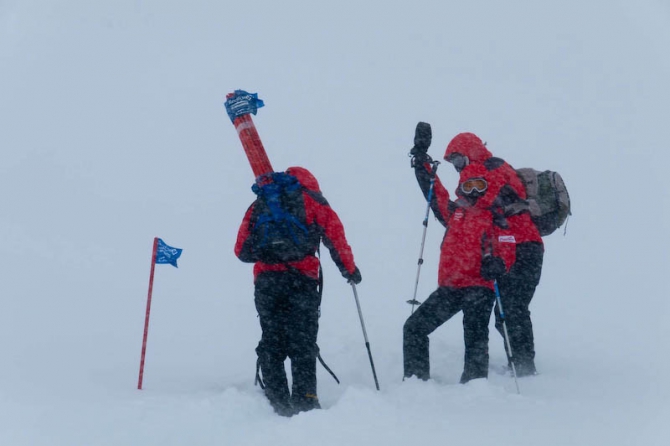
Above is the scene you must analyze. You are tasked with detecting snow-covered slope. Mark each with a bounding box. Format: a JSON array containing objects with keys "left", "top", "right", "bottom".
[{"left": 1, "top": 1, "right": 669, "bottom": 445}]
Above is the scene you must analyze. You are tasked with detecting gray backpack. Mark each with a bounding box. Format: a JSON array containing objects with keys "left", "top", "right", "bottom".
[{"left": 506, "top": 168, "right": 571, "bottom": 236}]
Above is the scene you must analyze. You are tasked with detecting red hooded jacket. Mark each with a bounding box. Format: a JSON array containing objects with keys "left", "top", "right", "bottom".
[
  {"left": 414, "top": 162, "right": 503, "bottom": 290},
  {"left": 235, "top": 167, "right": 357, "bottom": 282},
  {"left": 445, "top": 133, "right": 543, "bottom": 249}
]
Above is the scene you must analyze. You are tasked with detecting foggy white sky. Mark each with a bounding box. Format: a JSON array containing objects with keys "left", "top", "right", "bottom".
[{"left": 0, "top": 1, "right": 669, "bottom": 445}]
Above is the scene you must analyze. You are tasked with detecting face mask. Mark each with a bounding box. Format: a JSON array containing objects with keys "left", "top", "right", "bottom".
[{"left": 448, "top": 154, "right": 469, "bottom": 172}]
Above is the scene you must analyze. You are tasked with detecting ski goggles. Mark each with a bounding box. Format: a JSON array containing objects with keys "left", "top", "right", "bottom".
[
  {"left": 446, "top": 153, "right": 469, "bottom": 172},
  {"left": 460, "top": 177, "right": 488, "bottom": 194}
]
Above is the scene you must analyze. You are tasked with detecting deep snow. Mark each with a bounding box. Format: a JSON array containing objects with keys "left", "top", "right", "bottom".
[{"left": 1, "top": 1, "right": 669, "bottom": 445}]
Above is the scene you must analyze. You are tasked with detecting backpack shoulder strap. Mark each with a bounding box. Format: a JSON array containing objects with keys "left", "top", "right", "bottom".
[
  {"left": 484, "top": 157, "right": 505, "bottom": 171},
  {"left": 304, "top": 189, "right": 329, "bottom": 206}
]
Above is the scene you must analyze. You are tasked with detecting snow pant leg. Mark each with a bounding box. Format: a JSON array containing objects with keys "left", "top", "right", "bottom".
[
  {"left": 494, "top": 242, "right": 544, "bottom": 375},
  {"left": 254, "top": 272, "right": 292, "bottom": 415},
  {"left": 285, "top": 275, "right": 321, "bottom": 412},
  {"left": 403, "top": 287, "right": 462, "bottom": 380},
  {"left": 460, "top": 287, "right": 496, "bottom": 383}
]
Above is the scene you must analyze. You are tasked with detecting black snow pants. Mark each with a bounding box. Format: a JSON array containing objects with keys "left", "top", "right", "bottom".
[
  {"left": 254, "top": 271, "right": 321, "bottom": 416},
  {"left": 403, "top": 286, "right": 495, "bottom": 383},
  {"left": 494, "top": 242, "right": 544, "bottom": 376}
]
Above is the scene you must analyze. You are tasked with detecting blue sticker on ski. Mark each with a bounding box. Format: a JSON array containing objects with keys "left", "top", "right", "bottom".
[{"left": 224, "top": 90, "right": 265, "bottom": 123}]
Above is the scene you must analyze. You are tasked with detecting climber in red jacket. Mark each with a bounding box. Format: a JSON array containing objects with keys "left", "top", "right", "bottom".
[
  {"left": 235, "top": 166, "right": 361, "bottom": 416},
  {"left": 404, "top": 124, "right": 510, "bottom": 383},
  {"left": 444, "top": 132, "right": 544, "bottom": 376}
]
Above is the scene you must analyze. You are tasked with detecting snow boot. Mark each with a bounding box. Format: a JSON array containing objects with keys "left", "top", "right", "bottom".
[{"left": 291, "top": 393, "right": 321, "bottom": 414}]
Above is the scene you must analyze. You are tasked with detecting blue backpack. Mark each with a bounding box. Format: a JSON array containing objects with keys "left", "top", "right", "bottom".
[{"left": 250, "top": 172, "right": 315, "bottom": 263}]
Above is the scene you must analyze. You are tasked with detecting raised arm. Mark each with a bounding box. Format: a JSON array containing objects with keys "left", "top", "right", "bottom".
[{"left": 412, "top": 157, "right": 454, "bottom": 227}]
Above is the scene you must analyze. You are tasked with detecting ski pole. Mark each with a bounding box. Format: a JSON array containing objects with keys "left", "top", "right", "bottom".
[
  {"left": 407, "top": 160, "right": 440, "bottom": 314},
  {"left": 350, "top": 283, "right": 380, "bottom": 391},
  {"left": 494, "top": 279, "right": 520, "bottom": 394}
]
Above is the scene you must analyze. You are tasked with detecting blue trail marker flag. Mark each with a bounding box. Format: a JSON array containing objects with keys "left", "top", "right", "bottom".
[
  {"left": 155, "top": 238, "right": 183, "bottom": 267},
  {"left": 138, "top": 237, "right": 183, "bottom": 389}
]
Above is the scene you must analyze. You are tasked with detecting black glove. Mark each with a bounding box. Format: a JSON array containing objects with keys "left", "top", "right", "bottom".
[
  {"left": 344, "top": 266, "right": 362, "bottom": 285},
  {"left": 410, "top": 122, "right": 432, "bottom": 156},
  {"left": 481, "top": 256, "right": 506, "bottom": 281},
  {"left": 411, "top": 151, "right": 431, "bottom": 168}
]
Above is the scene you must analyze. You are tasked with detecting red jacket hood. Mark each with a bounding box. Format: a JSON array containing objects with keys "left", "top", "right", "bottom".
[
  {"left": 285, "top": 166, "right": 321, "bottom": 192},
  {"left": 444, "top": 132, "right": 492, "bottom": 163}
]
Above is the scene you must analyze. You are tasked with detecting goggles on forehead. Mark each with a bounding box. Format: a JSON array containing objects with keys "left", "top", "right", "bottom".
[
  {"left": 447, "top": 154, "right": 469, "bottom": 172},
  {"left": 461, "top": 177, "right": 488, "bottom": 194}
]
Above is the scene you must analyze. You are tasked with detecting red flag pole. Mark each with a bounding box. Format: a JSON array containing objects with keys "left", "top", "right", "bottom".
[{"left": 138, "top": 237, "right": 158, "bottom": 390}]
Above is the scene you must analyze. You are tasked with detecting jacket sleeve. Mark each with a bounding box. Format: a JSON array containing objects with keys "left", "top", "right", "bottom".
[
  {"left": 414, "top": 161, "right": 454, "bottom": 228},
  {"left": 305, "top": 191, "right": 357, "bottom": 276},
  {"left": 234, "top": 203, "right": 257, "bottom": 263}
]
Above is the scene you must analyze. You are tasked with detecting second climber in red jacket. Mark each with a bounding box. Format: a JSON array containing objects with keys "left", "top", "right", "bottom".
[{"left": 404, "top": 124, "right": 510, "bottom": 383}]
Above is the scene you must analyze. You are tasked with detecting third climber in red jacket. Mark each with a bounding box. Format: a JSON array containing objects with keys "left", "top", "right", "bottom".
[{"left": 444, "top": 132, "right": 544, "bottom": 377}]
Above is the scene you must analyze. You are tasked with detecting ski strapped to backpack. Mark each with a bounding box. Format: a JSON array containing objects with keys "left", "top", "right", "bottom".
[
  {"left": 224, "top": 90, "right": 274, "bottom": 178},
  {"left": 506, "top": 168, "right": 572, "bottom": 236},
  {"left": 249, "top": 171, "right": 318, "bottom": 263}
]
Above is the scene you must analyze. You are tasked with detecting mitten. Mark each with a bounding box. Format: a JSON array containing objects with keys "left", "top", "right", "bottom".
[
  {"left": 481, "top": 255, "right": 506, "bottom": 281},
  {"left": 410, "top": 122, "right": 432, "bottom": 155},
  {"left": 344, "top": 266, "right": 362, "bottom": 285}
]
